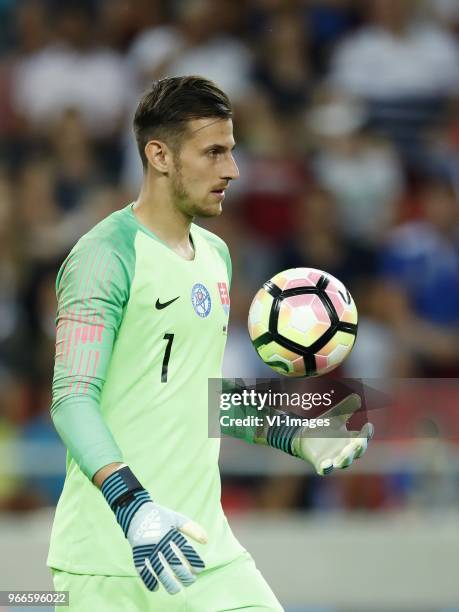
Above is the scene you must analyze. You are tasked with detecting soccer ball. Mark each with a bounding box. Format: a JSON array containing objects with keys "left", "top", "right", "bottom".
[{"left": 248, "top": 268, "right": 358, "bottom": 377}]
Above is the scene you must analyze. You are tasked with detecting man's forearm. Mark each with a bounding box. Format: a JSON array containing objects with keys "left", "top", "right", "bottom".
[{"left": 51, "top": 396, "right": 124, "bottom": 480}]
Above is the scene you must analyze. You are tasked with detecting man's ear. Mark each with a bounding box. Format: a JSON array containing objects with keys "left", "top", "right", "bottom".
[{"left": 144, "top": 140, "right": 174, "bottom": 174}]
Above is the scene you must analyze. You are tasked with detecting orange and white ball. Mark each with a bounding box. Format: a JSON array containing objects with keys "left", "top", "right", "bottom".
[{"left": 248, "top": 268, "right": 358, "bottom": 377}]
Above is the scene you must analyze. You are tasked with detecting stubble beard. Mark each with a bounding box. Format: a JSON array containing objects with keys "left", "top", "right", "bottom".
[
  {"left": 171, "top": 157, "right": 221, "bottom": 219},
  {"left": 170, "top": 157, "right": 188, "bottom": 205}
]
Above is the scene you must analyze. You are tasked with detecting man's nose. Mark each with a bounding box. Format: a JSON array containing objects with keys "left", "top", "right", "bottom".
[{"left": 223, "top": 155, "right": 240, "bottom": 181}]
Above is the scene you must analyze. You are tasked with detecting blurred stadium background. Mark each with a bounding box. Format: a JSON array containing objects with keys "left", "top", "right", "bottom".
[{"left": 1, "top": 0, "right": 459, "bottom": 610}]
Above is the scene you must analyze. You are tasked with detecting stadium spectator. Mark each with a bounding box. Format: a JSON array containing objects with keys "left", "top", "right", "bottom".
[
  {"left": 232, "top": 92, "right": 308, "bottom": 244},
  {"left": 11, "top": 3, "right": 129, "bottom": 138},
  {"left": 127, "top": 0, "right": 252, "bottom": 102},
  {"left": 329, "top": 0, "right": 459, "bottom": 99},
  {"left": 251, "top": 4, "right": 310, "bottom": 115},
  {"left": 328, "top": 0, "right": 459, "bottom": 168},
  {"left": 379, "top": 179, "right": 459, "bottom": 374},
  {"left": 308, "top": 92, "right": 404, "bottom": 244}
]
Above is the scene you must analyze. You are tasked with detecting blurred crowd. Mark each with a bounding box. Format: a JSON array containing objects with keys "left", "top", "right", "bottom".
[{"left": 0, "top": 0, "right": 459, "bottom": 512}]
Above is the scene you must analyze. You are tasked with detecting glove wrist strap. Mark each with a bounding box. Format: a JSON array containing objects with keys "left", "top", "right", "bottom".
[
  {"left": 101, "top": 466, "right": 143, "bottom": 507},
  {"left": 266, "top": 422, "right": 301, "bottom": 457},
  {"left": 101, "top": 466, "right": 151, "bottom": 536}
]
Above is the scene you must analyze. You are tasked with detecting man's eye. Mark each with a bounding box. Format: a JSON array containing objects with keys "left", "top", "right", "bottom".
[{"left": 207, "top": 149, "right": 220, "bottom": 157}]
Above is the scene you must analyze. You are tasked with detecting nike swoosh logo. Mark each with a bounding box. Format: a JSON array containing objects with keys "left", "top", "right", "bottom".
[{"left": 155, "top": 296, "right": 180, "bottom": 310}]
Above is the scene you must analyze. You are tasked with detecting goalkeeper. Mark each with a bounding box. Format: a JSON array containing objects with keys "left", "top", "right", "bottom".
[{"left": 47, "top": 76, "right": 373, "bottom": 611}]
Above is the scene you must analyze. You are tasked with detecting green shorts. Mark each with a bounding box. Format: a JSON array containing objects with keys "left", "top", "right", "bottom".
[{"left": 51, "top": 553, "right": 284, "bottom": 612}]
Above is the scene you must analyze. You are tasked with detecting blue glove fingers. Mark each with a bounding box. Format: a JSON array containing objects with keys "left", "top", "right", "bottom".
[
  {"left": 133, "top": 531, "right": 201, "bottom": 594},
  {"left": 133, "top": 545, "right": 159, "bottom": 591},
  {"left": 133, "top": 544, "right": 154, "bottom": 569},
  {"left": 173, "top": 532, "right": 205, "bottom": 573},
  {"left": 166, "top": 544, "right": 197, "bottom": 587},
  {"left": 135, "top": 545, "right": 182, "bottom": 595},
  {"left": 138, "top": 561, "right": 159, "bottom": 592},
  {"left": 155, "top": 552, "right": 181, "bottom": 595}
]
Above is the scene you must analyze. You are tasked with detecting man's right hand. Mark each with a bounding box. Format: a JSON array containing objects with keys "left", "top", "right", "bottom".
[{"left": 101, "top": 466, "right": 207, "bottom": 594}]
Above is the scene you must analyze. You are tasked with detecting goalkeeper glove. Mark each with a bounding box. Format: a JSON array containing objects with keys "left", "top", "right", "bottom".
[
  {"left": 268, "top": 393, "right": 374, "bottom": 476},
  {"left": 101, "top": 465, "right": 207, "bottom": 594}
]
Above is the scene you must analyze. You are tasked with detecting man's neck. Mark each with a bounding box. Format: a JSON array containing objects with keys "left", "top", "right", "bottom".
[{"left": 133, "top": 183, "right": 195, "bottom": 260}]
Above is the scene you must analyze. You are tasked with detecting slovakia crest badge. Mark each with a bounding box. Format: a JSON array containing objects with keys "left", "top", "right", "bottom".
[{"left": 191, "top": 283, "right": 212, "bottom": 318}]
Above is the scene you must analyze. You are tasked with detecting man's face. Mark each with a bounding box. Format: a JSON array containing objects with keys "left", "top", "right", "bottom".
[{"left": 169, "top": 118, "right": 239, "bottom": 218}]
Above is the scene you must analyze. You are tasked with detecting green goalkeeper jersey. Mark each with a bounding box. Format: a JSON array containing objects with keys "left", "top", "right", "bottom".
[{"left": 47, "top": 203, "right": 245, "bottom": 575}]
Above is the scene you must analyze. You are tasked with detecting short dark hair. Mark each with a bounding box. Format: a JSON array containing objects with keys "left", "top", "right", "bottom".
[{"left": 133, "top": 76, "right": 233, "bottom": 168}]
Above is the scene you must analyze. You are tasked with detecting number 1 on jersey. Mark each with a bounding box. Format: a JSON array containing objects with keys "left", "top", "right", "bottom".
[{"left": 161, "top": 333, "right": 174, "bottom": 382}]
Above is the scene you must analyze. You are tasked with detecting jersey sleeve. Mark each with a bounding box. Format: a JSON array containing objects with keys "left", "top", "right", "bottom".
[{"left": 51, "top": 239, "right": 131, "bottom": 480}]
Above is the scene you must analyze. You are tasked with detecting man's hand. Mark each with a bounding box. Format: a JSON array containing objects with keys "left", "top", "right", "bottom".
[
  {"left": 292, "top": 393, "right": 374, "bottom": 476},
  {"left": 101, "top": 466, "right": 207, "bottom": 594}
]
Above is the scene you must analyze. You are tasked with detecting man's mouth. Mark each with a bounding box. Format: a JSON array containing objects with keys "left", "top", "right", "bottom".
[{"left": 210, "top": 186, "right": 227, "bottom": 200}]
